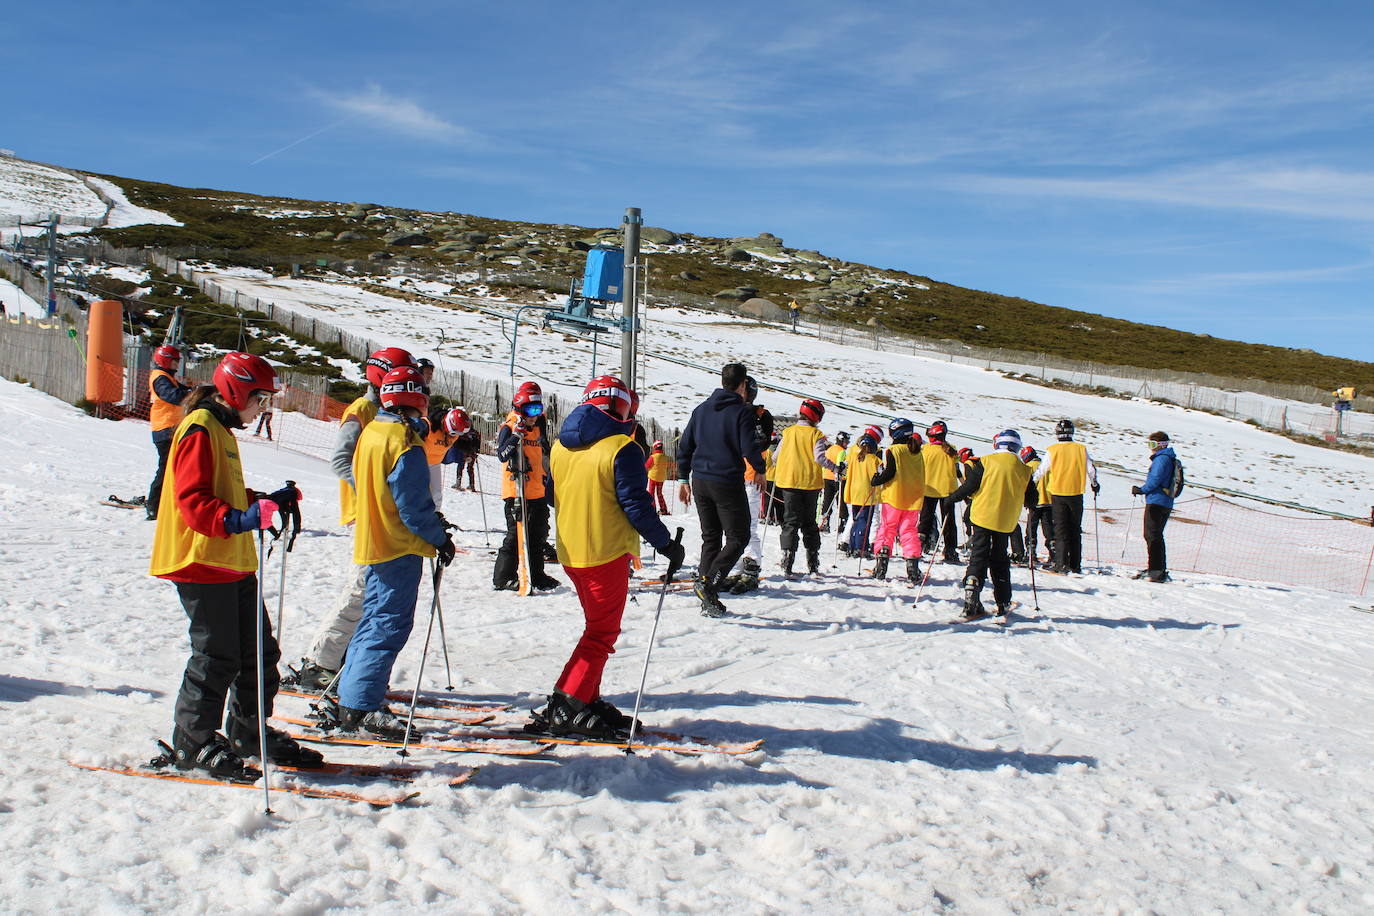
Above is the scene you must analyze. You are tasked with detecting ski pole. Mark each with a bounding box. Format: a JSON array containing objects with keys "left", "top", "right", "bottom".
[
  {"left": 913, "top": 522, "right": 942, "bottom": 605},
  {"left": 273, "top": 480, "right": 300, "bottom": 641},
  {"left": 1121, "top": 496, "right": 1137, "bottom": 559},
  {"left": 856, "top": 487, "right": 879, "bottom": 576},
  {"left": 431, "top": 558, "right": 455, "bottom": 690},
  {"left": 1028, "top": 542, "right": 1041, "bottom": 613},
  {"left": 1092, "top": 489, "right": 1102, "bottom": 573},
  {"left": 475, "top": 458, "right": 491, "bottom": 548},
  {"left": 254, "top": 528, "right": 273, "bottom": 815},
  {"left": 400, "top": 563, "right": 444, "bottom": 758},
  {"left": 626, "top": 528, "right": 683, "bottom": 755}
]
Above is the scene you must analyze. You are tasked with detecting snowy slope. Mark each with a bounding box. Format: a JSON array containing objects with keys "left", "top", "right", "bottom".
[
  {"left": 0, "top": 157, "right": 105, "bottom": 222},
  {"left": 84, "top": 176, "right": 182, "bottom": 228},
  {"left": 1, "top": 377, "right": 1372, "bottom": 913},
  {"left": 194, "top": 266, "right": 1373, "bottom": 518},
  {"left": 0, "top": 277, "right": 46, "bottom": 318}
]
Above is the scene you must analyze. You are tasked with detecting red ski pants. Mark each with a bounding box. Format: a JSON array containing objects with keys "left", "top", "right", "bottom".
[
  {"left": 555, "top": 555, "right": 632, "bottom": 703},
  {"left": 648, "top": 479, "right": 668, "bottom": 514}
]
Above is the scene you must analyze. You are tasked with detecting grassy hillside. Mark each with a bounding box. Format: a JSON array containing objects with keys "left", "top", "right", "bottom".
[{"left": 92, "top": 174, "right": 1374, "bottom": 396}]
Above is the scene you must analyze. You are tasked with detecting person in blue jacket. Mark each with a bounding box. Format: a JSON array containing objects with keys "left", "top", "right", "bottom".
[
  {"left": 675, "top": 362, "right": 766, "bottom": 618},
  {"left": 1131, "top": 431, "right": 1177, "bottom": 583}
]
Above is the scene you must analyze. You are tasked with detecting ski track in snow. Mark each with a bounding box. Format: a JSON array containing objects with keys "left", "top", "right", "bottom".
[{"left": 1, "top": 377, "right": 1372, "bottom": 913}]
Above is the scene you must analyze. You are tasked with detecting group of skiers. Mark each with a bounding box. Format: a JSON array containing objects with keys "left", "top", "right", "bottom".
[{"left": 145, "top": 348, "right": 1178, "bottom": 779}]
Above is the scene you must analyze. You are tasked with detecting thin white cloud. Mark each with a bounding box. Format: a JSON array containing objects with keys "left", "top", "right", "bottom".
[{"left": 313, "top": 84, "right": 472, "bottom": 143}]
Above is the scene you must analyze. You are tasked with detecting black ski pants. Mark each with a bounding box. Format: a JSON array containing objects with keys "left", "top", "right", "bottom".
[
  {"left": 964, "top": 524, "right": 1013, "bottom": 606},
  {"left": 918, "top": 495, "right": 959, "bottom": 559},
  {"left": 820, "top": 479, "right": 848, "bottom": 527},
  {"left": 1143, "top": 504, "right": 1171, "bottom": 572},
  {"left": 692, "top": 475, "right": 752, "bottom": 585},
  {"left": 494, "top": 496, "right": 549, "bottom": 587},
  {"left": 1051, "top": 494, "right": 1085, "bottom": 573},
  {"left": 147, "top": 437, "right": 172, "bottom": 516},
  {"left": 173, "top": 575, "right": 280, "bottom": 748},
  {"left": 1009, "top": 521, "right": 1025, "bottom": 559},
  {"left": 1026, "top": 505, "right": 1053, "bottom": 557},
  {"left": 778, "top": 487, "right": 822, "bottom": 553}
]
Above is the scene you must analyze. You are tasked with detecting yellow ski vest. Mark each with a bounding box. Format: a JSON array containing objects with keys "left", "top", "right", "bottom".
[
  {"left": 338, "top": 396, "right": 379, "bottom": 525},
  {"left": 844, "top": 452, "right": 880, "bottom": 505},
  {"left": 550, "top": 433, "right": 640, "bottom": 568},
  {"left": 969, "top": 451, "right": 1034, "bottom": 534},
  {"left": 921, "top": 443, "right": 959, "bottom": 497},
  {"left": 773, "top": 424, "right": 825, "bottom": 491},
  {"left": 823, "top": 444, "right": 844, "bottom": 481},
  {"left": 1047, "top": 442, "right": 1088, "bottom": 497},
  {"left": 1026, "top": 459, "right": 1050, "bottom": 506},
  {"left": 150, "top": 408, "right": 256, "bottom": 578},
  {"left": 881, "top": 446, "right": 926, "bottom": 511},
  {"left": 647, "top": 453, "right": 671, "bottom": 482},
  {"left": 352, "top": 419, "right": 437, "bottom": 565}
]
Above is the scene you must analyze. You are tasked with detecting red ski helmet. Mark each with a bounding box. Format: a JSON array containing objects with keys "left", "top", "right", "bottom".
[
  {"left": 909, "top": 432, "right": 924, "bottom": 448},
  {"left": 958, "top": 447, "right": 975, "bottom": 463},
  {"left": 653, "top": 440, "right": 664, "bottom": 452},
  {"left": 443, "top": 407, "right": 471, "bottom": 436},
  {"left": 212, "top": 352, "right": 278, "bottom": 411},
  {"left": 365, "top": 347, "right": 415, "bottom": 388},
  {"left": 153, "top": 345, "right": 181, "bottom": 372},
  {"left": 581, "top": 375, "right": 636, "bottom": 422},
  {"left": 379, "top": 366, "right": 429, "bottom": 413},
  {"left": 514, "top": 380, "right": 544, "bottom": 417},
  {"left": 1019, "top": 445, "right": 1039, "bottom": 463},
  {"left": 799, "top": 398, "right": 825, "bottom": 424},
  {"left": 927, "top": 420, "right": 948, "bottom": 442},
  {"left": 863, "top": 425, "right": 884, "bottom": 444}
]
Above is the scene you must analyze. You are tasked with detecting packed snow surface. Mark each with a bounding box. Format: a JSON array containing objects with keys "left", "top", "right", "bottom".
[
  {"left": 84, "top": 176, "right": 181, "bottom": 228},
  {"left": 1, "top": 376, "right": 1371, "bottom": 913},
  {"left": 0, "top": 278, "right": 46, "bottom": 318},
  {"left": 0, "top": 157, "right": 105, "bottom": 222}
]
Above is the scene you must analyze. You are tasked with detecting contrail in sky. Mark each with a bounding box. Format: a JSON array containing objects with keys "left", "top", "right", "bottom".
[{"left": 250, "top": 116, "right": 353, "bottom": 165}]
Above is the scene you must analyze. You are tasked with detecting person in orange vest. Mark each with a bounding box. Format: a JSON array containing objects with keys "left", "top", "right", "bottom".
[
  {"left": 150, "top": 352, "right": 321, "bottom": 777},
  {"left": 869, "top": 419, "right": 925, "bottom": 583},
  {"left": 819, "top": 431, "right": 850, "bottom": 533},
  {"left": 918, "top": 420, "right": 962, "bottom": 563},
  {"left": 948, "top": 430, "right": 1034, "bottom": 622},
  {"left": 494, "top": 381, "right": 558, "bottom": 591},
  {"left": 145, "top": 345, "right": 192, "bottom": 521},
  {"left": 291, "top": 346, "right": 414, "bottom": 692},
  {"left": 645, "top": 441, "right": 672, "bottom": 515},
  {"left": 1032, "top": 419, "right": 1099, "bottom": 574},
  {"left": 772, "top": 398, "right": 840, "bottom": 576},
  {"left": 420, "top": 405, "right": 460, "bottom": 510},
  {"left": 527, "top": 375, "right": 684, "bottom": 738},
  {"left": 322, "top": 365, "right": 457, "bottom": 740},
  {"left": 843, "top": 426, "right": 883, "bottom": 557}
]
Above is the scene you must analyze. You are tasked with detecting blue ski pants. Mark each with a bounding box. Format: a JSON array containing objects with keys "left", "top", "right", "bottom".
[{"left": 336, "top": 554, "right": 424, "bottom": 711}]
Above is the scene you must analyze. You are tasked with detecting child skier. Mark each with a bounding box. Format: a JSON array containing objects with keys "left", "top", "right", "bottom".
[
  {"left": 146, "top": 345, "right": 192, "bottom": 520},
  {"left": 528, "top": 375, "right": 685, "bottom": 739},
  {"left": 869, "top": 419, "right": 925, "bottom": 583},
  {"left": 948, "top": 430, "right": 1034, "bottom": 623},
  {"left": 150, "top": 352, "right": 320, "bottom": 777},
  {"left": 494, "top": 381, "right": 558, "bottom": 592},
  {"left": 919, "top": 420, "right": 962, "bottom": 563},
  {"left": 326, "top": 365, "right": 456, "bottom": 739},
  {"left": 445, "top": 407, "right": 481, "bottom": 491},
  {"left": 771, "top": 398, "right": 840, "bottom": 576},
  {"left": 820, "top": 431, "right": 850, "bottom": 533},
  {"left": 646, "top": 441, "right": 672, "bottom": 515},
  {"left": 843, "top": 427, "right": 883, "bottom": 558}
]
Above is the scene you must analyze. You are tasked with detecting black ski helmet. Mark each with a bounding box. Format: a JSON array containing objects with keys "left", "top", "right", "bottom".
[
  {"left": 835, "top": 431, "right": 851, "bottom": 446},
  {"left": 1056, "top": 419, "right": 1075, "bottom": 441}
]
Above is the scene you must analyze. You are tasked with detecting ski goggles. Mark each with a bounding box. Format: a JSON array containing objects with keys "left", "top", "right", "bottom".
[{"left": 519, "top": 402, "right": 544, "bottom": 418}]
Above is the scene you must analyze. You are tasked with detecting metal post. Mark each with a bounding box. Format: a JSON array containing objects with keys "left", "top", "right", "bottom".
[
  {"left": 45, "top": 215, "right": 57, "bottom": 317},
  {"left": 621, "top": 207, "right": 641, "bottom": 388}
]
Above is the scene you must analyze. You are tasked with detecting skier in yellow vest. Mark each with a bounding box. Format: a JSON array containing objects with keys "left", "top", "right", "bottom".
[
  {"left": 291, "top": 346, "right": 414, "bottom": 692},
  {"left": 771, "top": 398, "right": 840, "bottom": 576},
  {"left": 842, "top": 426, "right": 883, "bottom": 557},
  {"left": 145, "top": 345, "right": 192, "bottom": 521},
  {"left": 150, "top": 352, "right": 320, "bottom": 777},
  {"left": 869, "top": 419, "right": 925, "bottom": 583},
  {"left": 819, "top": 431, "right": 850, "bottom": 533},
  {"left": 948, "top": 430, "right": 1034, "bottom": 622},
  {"left": 1032, "top": 419, "right": 1099, "bottom": 574},
  {"left": 918, "top": 420, "right": 962, "bottom": 563},
  {"left": 645, "top": 441, "right": 672, "bottom": 515},
  {"left": 527, "top": 375, "right": 684, "bottom": 738},
  {"left": 323, "top": 365, "right": 456, "bottom": 740},
  {"left": 1020, "top": 445, "right": 1054, "bottom": 564}
]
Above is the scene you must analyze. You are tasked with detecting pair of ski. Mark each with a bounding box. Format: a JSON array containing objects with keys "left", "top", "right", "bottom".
[
  {"left": 100, "top": 494, "right": 145, "bottom": 510},
  {"left": 946, "top": 602, "right": 1022, "bottom": 627},
  {"left": 69, "top": 743, "right": 478, "bottom": 808}
]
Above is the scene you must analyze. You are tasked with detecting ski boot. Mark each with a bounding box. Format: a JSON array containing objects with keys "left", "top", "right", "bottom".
[
  {"left": 285, "top": 659, "right": 338, "bottom": 693},
  {"left": 532, "top": 572, "right": 561, "bottom": 591},
  {"left": 995, "top": 602, "right": 1015, "bottom": 624},
  {"left": 227, "top": 720, "right": 325, "bottom": 768},
  {"left": 958, "top": 576, "right": 988, "bottom": 620},
  {"left": 589, "top": 697, "right": 633, "bottom": 731},
  {"left": 806, "top": 549, "right": 821, "bottom": 576},
  {"left": 1146, "top": 569, "right": 1171, "bottom": 583},
  {"left": 530, "top": 692, "right": 626, "bottom": 740},
  {"left": 871, "top": 549, "right": 890, "bottom": 580},
  {"left": 170, "top": 728, "right": 258, "bottom": 781},
  {"left": 694, "top": 575, "right": 728, "bottom": 618},
  {"left": 325, "top": 701, "right": 411, "bottom": 742},
  {"left": 905, "top": 557, "right": 922, "bottom": 585},
  {"left": 729, "top": 557, "right": 761, "bottom": 594},
  {"left": 780, "top": 549, "right": 796, "bottom": 577},
  {"left": 1009, "top": 551, "right": 1027, "bottom": 565}
]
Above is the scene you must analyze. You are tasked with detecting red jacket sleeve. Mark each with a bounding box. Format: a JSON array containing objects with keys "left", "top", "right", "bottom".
[{"left": 173, "top": 427, "right": 232, "bottom": 538}]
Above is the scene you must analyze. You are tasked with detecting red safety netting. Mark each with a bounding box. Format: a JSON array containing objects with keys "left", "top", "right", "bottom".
[{"left": 1088, "top": 495, "right": 1374, "bottom": 597}]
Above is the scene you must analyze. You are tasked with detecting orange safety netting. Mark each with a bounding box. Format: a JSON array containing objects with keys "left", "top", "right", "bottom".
[{"left": 1087, "top": 495, "right": 1374, "bottom": 597}]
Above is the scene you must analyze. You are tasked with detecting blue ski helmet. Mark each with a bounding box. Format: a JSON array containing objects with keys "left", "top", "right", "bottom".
[
  {"left": 994, "top": 429, "right": 1022, "bottom": 452},
  {"left": 888, "top": 417, "right": 915, "bottom": 441}
]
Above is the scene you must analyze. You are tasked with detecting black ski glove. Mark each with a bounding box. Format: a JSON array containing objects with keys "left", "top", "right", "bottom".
[
  {"left": 660, "top": 541, "right": 686, "bottom": 581},
  {"left": 437, "top": 535, "right": 457, "bottom": 567},
  {"left": 1131, "top": 486, "right": 1143, "bottom": 496},
  {"left": 1091, "top": 481, "right": 1101, "bottom": 496},
  {"left": 268, "top": 484, "right": 301, "bottom": 511}
]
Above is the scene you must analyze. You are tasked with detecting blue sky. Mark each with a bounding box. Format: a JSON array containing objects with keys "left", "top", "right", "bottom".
[{"left": 8, "top": 1, "right": 1373, "bottom": 362}]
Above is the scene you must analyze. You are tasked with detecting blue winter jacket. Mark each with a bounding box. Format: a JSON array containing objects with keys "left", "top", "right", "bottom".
[
  {"left": 377, "top": 412, "right": 449, "bottom": 548},
  {"left": 675, "top": 388, "right": 766, "bottom": 484},
  {"left": 1139, "top": 446, "right": 1177, "bottom": 509},
  {"left": 552, "top": 404, "right": 672, "bottom": 552}
]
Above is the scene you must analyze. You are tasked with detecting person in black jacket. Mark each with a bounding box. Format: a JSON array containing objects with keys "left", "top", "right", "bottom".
[{"left": 676, "top": 363, "right": 766, "bottom": 618}]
